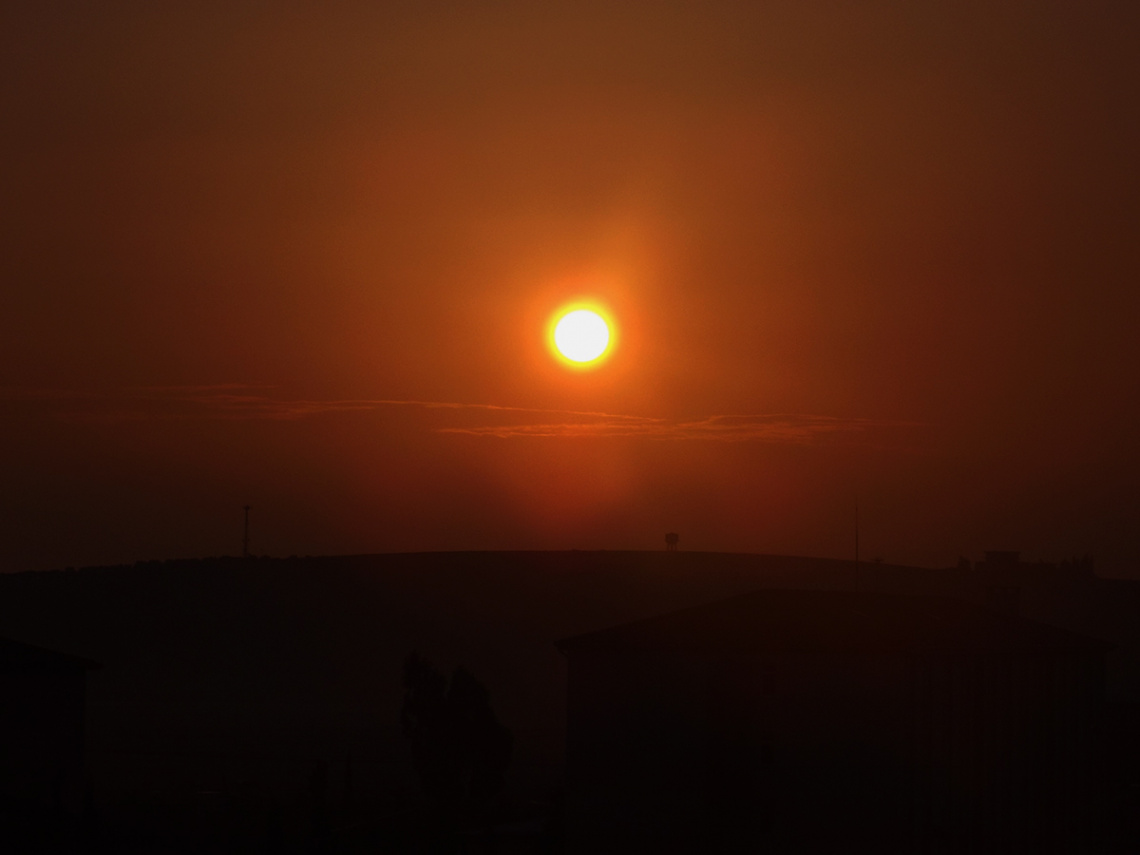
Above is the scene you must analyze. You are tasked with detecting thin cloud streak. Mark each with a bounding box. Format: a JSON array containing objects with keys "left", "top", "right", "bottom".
[
  {"left": 439, "top": 413, "right": 919, "bottom": 443},
  {"left": 0, "top": 386, "right": 661, "bottom": 425},
  {"left": 0, "top": 386, "right": 919, "bottom": 444}
]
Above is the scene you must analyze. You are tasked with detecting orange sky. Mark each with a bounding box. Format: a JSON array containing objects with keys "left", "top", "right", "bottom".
[{"left": 2, "top": 1, "right": 1138, "bottom": 573}]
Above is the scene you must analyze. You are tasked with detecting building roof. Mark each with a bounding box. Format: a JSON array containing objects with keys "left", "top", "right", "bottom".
[
  {"left": 556, "top": 589, "right": 1110, "bottom": 658},
  {"left": 0, "top": 636, "right": 100, "bottom": 672}
]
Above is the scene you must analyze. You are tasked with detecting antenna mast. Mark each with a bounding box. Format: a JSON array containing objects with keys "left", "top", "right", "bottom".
[{"left": 242, "top": 505, "right": 251, "bottom": 558}]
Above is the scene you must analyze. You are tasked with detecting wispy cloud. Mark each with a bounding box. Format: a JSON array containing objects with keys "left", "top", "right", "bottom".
[
  {"left": 439, "top": 413, "right": 916, "bottom": 443},
  {"left": 0, "top": 386, "right": 920, "bottom": 445},
  {"left": 0, "top": 385, "right": 658, "bottom": 425}
]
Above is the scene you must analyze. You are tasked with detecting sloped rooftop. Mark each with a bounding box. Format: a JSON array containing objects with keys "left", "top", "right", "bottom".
[
  {"left": 0, "top": 636, "right": 99, "bottom": 672},
  {"left": 557, "top": 589, "right": 1109, "bottom": 657}
]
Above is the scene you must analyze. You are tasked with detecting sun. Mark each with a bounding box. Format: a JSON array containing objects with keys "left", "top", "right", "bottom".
[{"left": 552, "top": 308, "right": 611, "bottom": 365}]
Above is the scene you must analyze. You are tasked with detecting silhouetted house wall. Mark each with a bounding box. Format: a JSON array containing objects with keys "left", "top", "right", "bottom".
[
  {"left": 0, "top": 637, "right": 98, "bottom": 813},
  {"left": 557, "top": 591, "right": 1107, "bottom": 855}
]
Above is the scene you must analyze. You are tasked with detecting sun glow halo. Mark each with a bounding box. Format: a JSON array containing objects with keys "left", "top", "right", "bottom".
[{"left": 552, "top": 309, "right": 611, "bottom": 365}]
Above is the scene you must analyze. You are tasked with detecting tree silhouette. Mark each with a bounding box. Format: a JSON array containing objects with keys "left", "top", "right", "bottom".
[{"left": 401, "top": 652, "right": 513, "bottom": 822}]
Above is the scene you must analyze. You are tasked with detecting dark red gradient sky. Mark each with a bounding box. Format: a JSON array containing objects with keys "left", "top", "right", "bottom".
[{"left": 2, "top": 1, "right": 1138, "bottom": 573}]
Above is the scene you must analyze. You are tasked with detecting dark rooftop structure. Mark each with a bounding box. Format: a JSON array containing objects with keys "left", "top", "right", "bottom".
[
  {"left": 558, "top": 590, "right": 1108, "bottom": 854},
  {"left": 557, "top": 589, "right": 1108, "bottom": 658},
  {"left": 0, "top": 636, "right": 100, "bottom": 674}
]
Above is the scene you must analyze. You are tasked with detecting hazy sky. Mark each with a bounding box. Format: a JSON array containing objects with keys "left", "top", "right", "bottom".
[{"left": 2, "top": 1, "right": 1138, "bottom": 573}]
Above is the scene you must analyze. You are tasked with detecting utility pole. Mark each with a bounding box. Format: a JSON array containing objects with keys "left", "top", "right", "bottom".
[
  {"left": 242, "top": 505, "right": 251, "bottom": 558},
  {"left": 854, "top": 499, "right": 860, "bottom": 591}
]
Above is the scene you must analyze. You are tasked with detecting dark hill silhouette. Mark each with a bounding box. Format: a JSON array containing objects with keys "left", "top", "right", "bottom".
[{"left": 1, "top": 550, "right": 1138, "bottom": 823}]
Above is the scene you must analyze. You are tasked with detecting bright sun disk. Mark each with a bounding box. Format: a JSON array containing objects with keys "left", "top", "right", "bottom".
[{"left": 554, "top": 309, "right": 610, "bottom": 363}]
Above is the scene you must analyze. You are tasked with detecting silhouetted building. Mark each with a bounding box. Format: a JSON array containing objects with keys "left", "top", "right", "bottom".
[
  {"left": 0, "top": 637, "right": 98, "bottom": 813},
  {"left": 557, "top": 590, "right": 1107, "bottom": 854}
]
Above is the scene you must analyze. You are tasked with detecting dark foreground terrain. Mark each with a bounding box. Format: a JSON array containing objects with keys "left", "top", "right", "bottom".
[{"left": 1, "top": 550, "right": 1138, "bottom": 851}]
